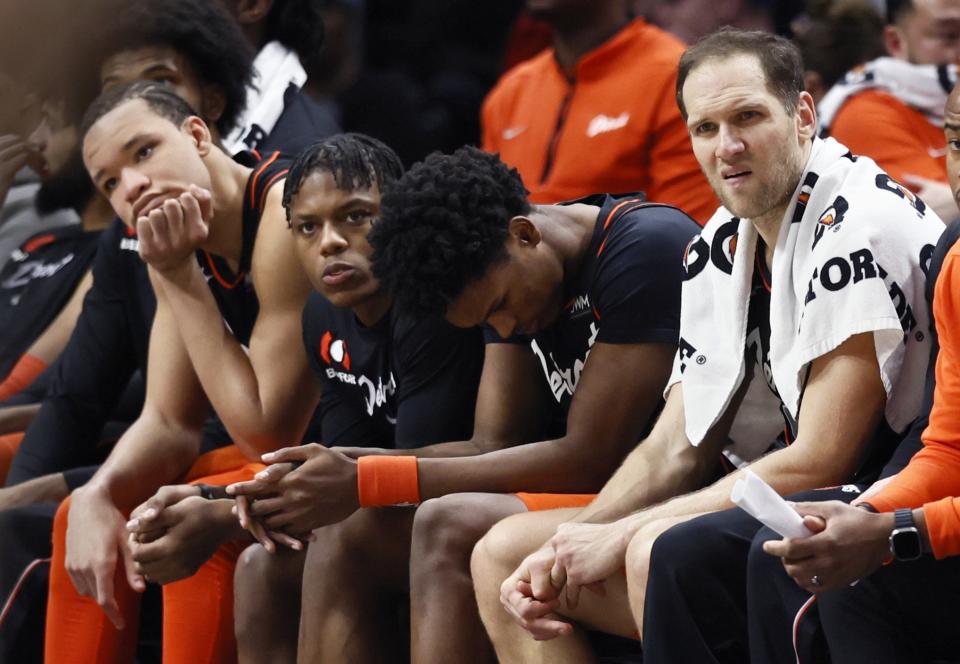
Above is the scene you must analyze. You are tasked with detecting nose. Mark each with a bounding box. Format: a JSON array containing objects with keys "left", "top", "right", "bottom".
[
  {"left": 121, "top": 167, "right": 150, "bottom": 207},
  {"left": 318, "top": 221, "right": 349, "bottom": 256},
  {"left": 716, "top": 124, "right": 745, "bottom": 161}
]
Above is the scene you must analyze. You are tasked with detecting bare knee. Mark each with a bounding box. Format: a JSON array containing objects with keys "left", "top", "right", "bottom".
[
  {"left": 413, "top": 494, "right": 520, "bottom": 573},
  {"left": 235, "top": 545, "right": 303, "bottom": 620}
]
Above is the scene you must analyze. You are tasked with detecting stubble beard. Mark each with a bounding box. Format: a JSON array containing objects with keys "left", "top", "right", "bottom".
[{"left": 715, "top": 149, "right": 804, "bottom": 223}]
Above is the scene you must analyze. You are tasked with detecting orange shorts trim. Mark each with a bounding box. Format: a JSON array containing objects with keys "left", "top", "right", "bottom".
[
  {"left": 184, "top": 445, "right": 263, "bottom": 482},
  {"left": 514, "top": 492, "right": 596, "bottom": 511}
]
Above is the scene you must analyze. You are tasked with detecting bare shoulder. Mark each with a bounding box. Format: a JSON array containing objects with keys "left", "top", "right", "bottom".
[{"left": 250, "top": 183, "right": 312, "bottom": 306}]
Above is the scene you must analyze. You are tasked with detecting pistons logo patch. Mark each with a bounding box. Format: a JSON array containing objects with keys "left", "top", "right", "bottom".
[{"left": 319, "top": 331, "right": 352, "bottom": 370}]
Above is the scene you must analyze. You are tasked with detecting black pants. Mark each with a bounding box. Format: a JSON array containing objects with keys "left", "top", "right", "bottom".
[
  {"left": 819, "top": 554, "right": 960, "bottom": 664},
  {"left": 0, "top": 502, "right": 56, "bottom": 663},
  {"left": 642, "top": 487, "right": 857, "bottom": 664}
]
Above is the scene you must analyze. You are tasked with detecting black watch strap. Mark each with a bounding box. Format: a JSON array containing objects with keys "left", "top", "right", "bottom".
[
  {"left": 196, "top": 484, "right": 228, "bottom": 500},
  {"left": 894, "top": 508, "right": 914, "bottom": 530}
]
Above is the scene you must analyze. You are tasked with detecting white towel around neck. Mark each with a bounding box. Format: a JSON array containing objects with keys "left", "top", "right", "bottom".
[
  {"left": 818, "top": 57, "right": 957, "bottom": 136},
  {"left": 222, "top": 41, "right": 308, "bottom": 155},
  {"left": 669, "top": 137, "right": 943, "bottom": 460}
]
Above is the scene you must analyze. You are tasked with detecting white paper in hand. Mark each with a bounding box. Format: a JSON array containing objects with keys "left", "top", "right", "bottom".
[{"left": 730, "top": 470, "right": 813, "bottom": 539}]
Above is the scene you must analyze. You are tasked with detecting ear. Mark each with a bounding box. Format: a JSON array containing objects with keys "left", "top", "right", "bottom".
[
  {"left": 795, "top": 91, "right": 818, "bottom": 142},
  {"left": 182, "top": 116, "right": 214, "bottom": 156},
  {"left": 507, "top": 216, "right": 542, "bottom": 248},
  {"left": 234, "top": 0, "right": 274, "bottom": 25},
  {"left": 884, "top": 24, "right": 907, "bottom": 59},
  {"left": 199, "top": 87, "right": 226, "bottom": 131}
]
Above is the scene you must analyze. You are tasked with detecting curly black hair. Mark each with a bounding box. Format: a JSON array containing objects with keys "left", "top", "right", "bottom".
[
  {"left": 264, "top": 0, "right": 326, "bottom": 66},
  {"left": 369, "top": 146, "right": 531, "bottom": 318},
  {"left": 86, "top": 0, "right": 254, "bottom": 137},
  {"left": 283, "top": 133, "right": 404, "bottom": 223}
]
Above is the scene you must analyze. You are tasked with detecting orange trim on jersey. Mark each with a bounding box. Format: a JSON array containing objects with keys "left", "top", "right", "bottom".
[
  {"left": 251, "top": 148, "right": 262, "bottom": 161},
  {"left": 592, "top": 304, "right": 601, "bottom": 320},
  {"left": 202, "top": 251, "right": 245, "bottom": 290},
  {"left": 596, "top": 236, "right": 609, "bottom": 257},
  {"left": 23, "top": 234, "right": 56, "bottom": 253},
  {"left": 258, "top": 169, "right": 288, "bottom": 215},
  {"left": 249, "top": 152, "right": 281, "bottom": 208},
  {"left": 602, "top": 198, "right": 644, "bottom": 231}
]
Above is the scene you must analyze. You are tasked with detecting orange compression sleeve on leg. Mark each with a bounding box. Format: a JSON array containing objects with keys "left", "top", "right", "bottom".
[
  {"left": 357, "top": 455, "right": 420, "bottom": 507},
  {"left": 45, "top": 496, "right": 140, "bottom": 664},
  {"left": 162, "top": 463, "right": 259, "bottom": 664},
  {"left": 0, "top": 354, "right": 47, "bottom": 400}
]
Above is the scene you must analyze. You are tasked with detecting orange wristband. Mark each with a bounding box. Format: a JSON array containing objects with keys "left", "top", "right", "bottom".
[
  {"left": 0, "top": 354, "right": 47, "bottom": 400},
  {"left": 357, "top": 455, "right": 421, "bottom": 507}
]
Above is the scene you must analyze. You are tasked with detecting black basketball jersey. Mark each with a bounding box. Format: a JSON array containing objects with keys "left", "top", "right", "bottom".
[
  {"left": 302, "top": 292, "right": 484, "bottom": 449},
  {"left": 0, "top": 225, "right": 101, "bottom": 378}
]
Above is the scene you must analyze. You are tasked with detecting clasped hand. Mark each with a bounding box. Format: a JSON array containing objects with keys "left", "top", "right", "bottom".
[
  {"left": 136, "top": 185, "right": 212, "bottom": 275},
  {"left": 500, "top": 520, "right": 628, "bottom": 640},
  {"left": 226, "top": 443, "right": 359, "bottom": 552}
]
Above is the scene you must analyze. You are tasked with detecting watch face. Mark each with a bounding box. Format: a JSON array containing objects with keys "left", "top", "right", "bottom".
[{"left": 891, "top": 528, "right": 923, "bottom": 561}]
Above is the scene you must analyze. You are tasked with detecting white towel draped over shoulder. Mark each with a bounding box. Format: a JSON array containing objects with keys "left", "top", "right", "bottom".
[
  {"left": 669, "top": 137, "right": 943, "bottom": 459},
  {"left": 818, "top": 57, "right": 957, "bottom": 135},
  {"left": 222, "top": 41, "right": 308, "bottom": 155}
]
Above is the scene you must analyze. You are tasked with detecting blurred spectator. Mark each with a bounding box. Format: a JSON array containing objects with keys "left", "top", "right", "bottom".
[
  {"left": 336, "top": 0, "right": 525, "bottom": 164},
  {"left": 819, "top": 0, "right": 960, "bottom": 222},
  {"left": 218, "top": 0, "right": 342, "bottom": 153},
  {"left": 0, "top": 75, "right": 84, "bottom": 273},
  {"left": 481, "top": 0, "right": 718, "bottom": 222},
  {"left": 634, "top": 0, "right": 774, "bottom": 41},
  {"left": 794, "top": 0, "right": 886, "bottom": 103}
]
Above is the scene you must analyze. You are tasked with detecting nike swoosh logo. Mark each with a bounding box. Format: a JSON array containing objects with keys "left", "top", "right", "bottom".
[
  {"left": 502, "top": 126, "right": 526, "bottom": 140},
  {"left": 928, "top": 146, "right": 948, "bottom": 158}
]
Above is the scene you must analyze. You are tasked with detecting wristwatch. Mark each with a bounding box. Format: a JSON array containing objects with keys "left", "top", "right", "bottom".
[{"left": 889, "top": 508, "right": 923, "bottom": 562}]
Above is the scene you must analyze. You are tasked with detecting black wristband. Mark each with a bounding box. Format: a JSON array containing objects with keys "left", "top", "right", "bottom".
[{"left": 196, "top": 484, "right": 228, "bottom": 500}]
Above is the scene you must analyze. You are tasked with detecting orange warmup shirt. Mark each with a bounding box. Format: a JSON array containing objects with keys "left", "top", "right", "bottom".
[
  {"left": 829, "top": 90, "right": 947, "bottom": 185},
  {"left": 868, "top": 243, "right": 960, "bottom": 558},
  {"left": 481, "top": 18, "right": 717, "bottom": 224}
]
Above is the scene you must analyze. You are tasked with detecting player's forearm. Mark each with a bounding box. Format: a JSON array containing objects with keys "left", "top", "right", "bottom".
[
  {"left": 82, "top": 413, "right": 201, "bottom": 509},
  {"left": 417, "top": 435, "right": 618, "bottom": 499},
  {"left": 637, "top": 444, "right": 845, "bottom": 528},
  {"left": 406, "top": 435, "right": 512, "bottom": 459},
  {"left": 0, "top": 403, "right": 40, "bottom": 435},
  {"left": 572, "top": 432, "right": 712, "bottom": 524},
  {"left": 154, "top": 267, "right": 302, "bottom": 453},
  {"left": 0, "top": 472, "right": 69, "bottom": 507}
]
